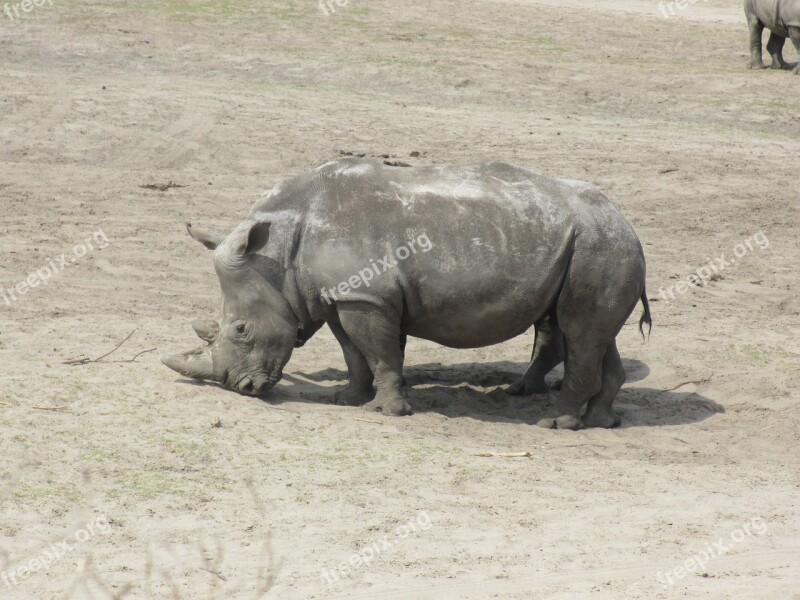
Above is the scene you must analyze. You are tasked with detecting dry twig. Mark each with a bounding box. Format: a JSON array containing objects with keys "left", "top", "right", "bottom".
[
  {"left": 474, "top": 451, "right": 532, "bottom": 458},
  {"left": 663, "top": 378, "right": 710, "bottom": 392},
  {"left": 63, "top": 329, "right": 142, "bottom": 365}
]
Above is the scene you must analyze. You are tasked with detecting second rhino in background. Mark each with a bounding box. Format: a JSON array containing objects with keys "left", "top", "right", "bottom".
[{"left": 745, "top": 0, "right": 800, "bottom": 72}]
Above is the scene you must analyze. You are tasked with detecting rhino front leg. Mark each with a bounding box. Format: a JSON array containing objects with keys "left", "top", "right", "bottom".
[
  {"left": 337, "top": 302, "right": 411, "bottom": 416},
  {"left": 328, "top": 318, "right": 375, "bottom": 406},
  {"left": 790, "top": 27, "right": 800, "bottom": 74},
  {"left": 766, "top": 32, "right": 788, "bottom": 69},
  {"left": 747, "top": 16, "right": 766, "bottom": 68}
]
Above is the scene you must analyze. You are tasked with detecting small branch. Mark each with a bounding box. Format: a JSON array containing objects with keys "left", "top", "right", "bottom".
[
  {"left": 663, "top": 378, "right": 710, "bottom": 393},
  {"left": 63, "top": 329, "right": 138, "bottom": 365},
  {"left": 33, "top": 406, "right": 71, "bottom": 413},
  {"left": 475, "top": 451, "right": 532, "bottom": 458},
  {"left": 199, "top": 567, "right": 227, "bottom": 581},
  {"left": 139, "top": 181, "right": 187, "bottom": 191},
  {"left": 354, "top": 417, "right": 382, "bottom": 425},
  {"left": 92, "top": 329, "right": 137, "bottom": 362},
  {"left": 110, "top": 347, "right": 156, "bottom": 363},
  {"left": 262, "top": 403, "right": 295, "bottom": 413}
]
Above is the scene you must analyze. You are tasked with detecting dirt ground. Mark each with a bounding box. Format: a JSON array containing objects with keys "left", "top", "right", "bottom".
[{"left": 1, "top": 0, "right": 799, "bottom": 598}]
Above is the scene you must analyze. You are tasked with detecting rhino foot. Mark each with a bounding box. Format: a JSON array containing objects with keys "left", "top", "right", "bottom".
[
  {"left": 506, "top": 377, "right": 549, "bottom": 396},
  {"left": 333, "top": 385, "right": 374, "bottom": 407},
  {"left": 583, "top": 408, "right": 621, "bottom": 429},
  {"left": 749, "top": 61, "right": 767, "bottom": 69},
  {"left": 535, "top": 414, "right": 584, "bottom": 430},
  {"left": 363, "top": 395, "right": 412, "bottom": 416},
  {"left": 794, "top": 64, "right": 800, "bottom": 74}
]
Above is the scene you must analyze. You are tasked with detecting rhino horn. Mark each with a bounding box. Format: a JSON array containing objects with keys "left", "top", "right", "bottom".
[
  {"left": 192, "top": 318, "right": 219, "bottom": 344},
  {"left": 161, "top": 349, "right": 217, "bottom": 381}
]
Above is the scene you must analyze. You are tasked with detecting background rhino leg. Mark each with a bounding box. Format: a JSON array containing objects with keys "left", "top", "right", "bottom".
[
  {"left": 582, "top": 341, "right": 625, "bottom": 429},
  {"left": 747, "top": 15, "right": 766, "bottom": 68},
  {"left": 789, "top": 28, "right": 800, "bottom": 74},
  {"left": 337, "top": 303, "right": 411, "bottom": 416},
  {"left": 507, "top": 311, "right": 564, "bottom": 396},
  {"left": 328, "top": 318, "right": 375, "bottom": 406},
  {"left": 766, "top": 32, "right": 787, "bottom": 69}
]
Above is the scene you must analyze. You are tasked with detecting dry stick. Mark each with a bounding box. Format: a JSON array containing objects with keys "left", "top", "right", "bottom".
[
  {"left": 63, "top": 329, "right": 137, "bottom": 365},
  {"left": 475, "top": 451, "right": 532, "bottom": 458},
  {"left": 33, "top": 405, "right": 71, "bottom": 412},
  {"left": 354, "top": 417, "right": 382, "bottom": 424},
  {"left": 110, "top": 347, "right": 157, "bottom": 363},
  {"left": 199, "top": 567, "right": 228, "bottom": 582},
  {"left": 0, "top": 401, "right": 11, "bottom": 407},
  {"left": 663, "top": 378, "right": 710, "bottom": 393},
  {"left": 263, "top": 404, "right": 296, "bottom": 413}
]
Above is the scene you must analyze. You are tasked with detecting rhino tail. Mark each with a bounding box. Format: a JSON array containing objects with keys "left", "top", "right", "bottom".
[{"left": 638, "top": 288, "right": 652, "bottom": 340}]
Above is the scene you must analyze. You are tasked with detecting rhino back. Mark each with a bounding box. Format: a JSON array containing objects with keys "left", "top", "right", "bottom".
[
  {"left": 783, "top": 0, "right": 800, "bottom": 27},
  {"left": 746, "top": 0, "right": 800, "bottom": 31},
  {"left": 250, "top": 159, "right": 641, "bottom": 347}
]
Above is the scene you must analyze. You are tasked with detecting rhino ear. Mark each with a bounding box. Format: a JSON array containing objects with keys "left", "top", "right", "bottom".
[
  {"left": 186, "top": 223, "right": 225, "bottom": 250},
  {"left": 228, "top": 219, "right": 271, "bottom": 257}
]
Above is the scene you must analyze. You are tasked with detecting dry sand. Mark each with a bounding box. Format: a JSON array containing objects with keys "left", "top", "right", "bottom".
[{"left": 0, "top": 0, "right": 798, "bottom": 598}]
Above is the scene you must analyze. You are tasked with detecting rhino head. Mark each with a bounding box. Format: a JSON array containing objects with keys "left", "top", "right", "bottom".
[{"left": 161, "top": 218, "right": 297, "bottom": 396}]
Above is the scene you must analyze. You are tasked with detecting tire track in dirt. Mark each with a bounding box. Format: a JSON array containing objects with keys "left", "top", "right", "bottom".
[{"left": 146, "top": 96, "right": 220, "bottom": 170}]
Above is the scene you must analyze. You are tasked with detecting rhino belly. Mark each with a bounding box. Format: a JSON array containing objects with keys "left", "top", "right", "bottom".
[{"left": 399, "top": 233, "right": 573, "bottom": 348}]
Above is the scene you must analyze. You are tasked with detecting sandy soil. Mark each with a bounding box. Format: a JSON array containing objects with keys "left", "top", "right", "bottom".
[{"left": 1, "top": 0, "right": 799, "bottom": 599}]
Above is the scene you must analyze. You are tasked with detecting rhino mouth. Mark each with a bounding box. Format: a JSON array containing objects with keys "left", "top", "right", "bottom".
[{"left": 227, "top": 371, "right": 281, "bottom": 396}]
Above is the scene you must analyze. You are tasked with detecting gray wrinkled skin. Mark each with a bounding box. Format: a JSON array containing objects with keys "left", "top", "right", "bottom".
[
  {"left": 163, "top": 159, "right": 652, "bottom": 430},
  {"left": 745, "top": 0, "right": 800, "bottom": 73}
]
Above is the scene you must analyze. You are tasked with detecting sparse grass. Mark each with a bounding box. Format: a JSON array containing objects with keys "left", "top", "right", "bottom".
[
  {"left": 107, "top": 469, "right": 194, "bottom": 501},
  {"left": 13, "top": 481, "right": 82, "bottom": 504}
]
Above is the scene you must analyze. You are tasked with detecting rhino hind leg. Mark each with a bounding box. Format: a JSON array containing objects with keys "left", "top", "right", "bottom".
[
  {"left": 747, "top": 16, "right": 767, "bottom": 69},
  {"left": 535, "top": 337, "right": 606, "bottom": 431},
  {"left": 789, "top": 28, "right": 800, "bottom": 74},
  {"left": 582, "top": 341, "right": 625, "bottom": 429},
  {"left": 329, "top": 318, "right": 375, "bottom": 407},
  {"left": 766, "top": 32, "right": 788, "bottom": 69},
  {"left": 337, "top": 303, "right": 411, "bottom": 416},
  {"left": 507, "top": 312, "right": 564, "bottom": 396}
]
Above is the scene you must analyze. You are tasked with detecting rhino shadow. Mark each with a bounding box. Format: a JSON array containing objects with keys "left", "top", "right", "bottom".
[
  {"left": 292, "top": 358, "right": 648, "bottom": 387},
  {"left": 283, "top": 359, "right": 722, "bottom": 428}
]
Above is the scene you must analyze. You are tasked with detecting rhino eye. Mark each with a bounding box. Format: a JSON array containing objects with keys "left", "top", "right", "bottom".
[{"left": 235, "top": 323, "right": 246, "bottom": 334}]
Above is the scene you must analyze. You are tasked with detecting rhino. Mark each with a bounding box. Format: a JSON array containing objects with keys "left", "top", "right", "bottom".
[
  {"left": 745, "top": 0, "right": 800, "bottom": 72},
  {"left": 162, "top": 159, "right": 651, "bottom": 430}
]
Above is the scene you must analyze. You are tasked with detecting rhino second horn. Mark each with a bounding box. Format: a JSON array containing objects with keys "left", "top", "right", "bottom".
[
  {"left": 192, "top": 319, "right": 219, "bottom": 344},
  {"left": 161, "top": 349, "right": 216, "bottom": 381}
]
